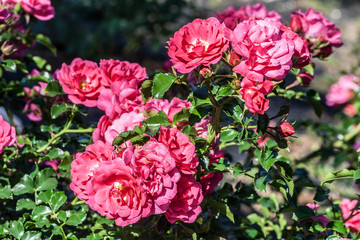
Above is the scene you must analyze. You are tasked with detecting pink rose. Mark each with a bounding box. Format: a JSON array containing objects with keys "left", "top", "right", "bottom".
[
  {"left": 92, "top": 115, "right": 113, "bottom": 143},
  {"left": 300, "top": 203, "right": 329, "bottom": 228},
  {"left": 70, "top": 141, "right": 116, "bottom": 201},
  {"left": 165, "top": 175, "right": 203, "bottom": 223},
  {"left": 23, "top": 101, "right": 42, "bottom": 121},
  {"left": 216, "top": 3, "right": 281, "bottom": 30},
  {"left": 0, "top": 115, "right": 16, "bottom": 153},
  {"left": 144, "top": 97, "right": 190, "bottom": 122},
  {"left": 290, "top": 8, "right": 342, "bottom": 58},
  {"left": 100, "top": 59, "right": 147, "bottom": 87},
  {"left": 200, "top": 150, "right": 225, "bottom": 196},
  {"left": 97, "top": 81, "right": 143, "bottom": 119},
  {"left": 122, "top": 141, "right": 181, "bottom": 214},
  {"left": 326, "top": 75, "right": 360, "bottom": 107},
  {"left": 86, "top": 159, "right": 152, "bottom": 227},
  {"left": 20, "top": 0, "right": 54, "bottom": 21},
  {"left": 276, "top": 122, "right": 295, "bottom": 138},
  {"left": 340, "top": 198, "right": 360, "bottom": 231},
  {"left": 102, "top": 112, "right": 145, "bottom": 145},
  {"left": 57, "top": 58, "right": 103, "bottom": 107},
  {"left": 193, "top": 117, "right": 210, "bottom": 139},
  {"left": 167, "top": 17, "right": 229, "bottom": 74},
  {"left": 157, "top": 127, "right": 198, "bottom": 175},
  {"left": 231, "top": 18, "right": 296, "bottom": 81},
  {"left": 240, "top": 80, "right": 273, "bottom": 114}
]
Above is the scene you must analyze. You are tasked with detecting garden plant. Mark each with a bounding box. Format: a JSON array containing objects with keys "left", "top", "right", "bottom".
[{"left": 0, "top": 1, "right": 360, "bottom": 240}]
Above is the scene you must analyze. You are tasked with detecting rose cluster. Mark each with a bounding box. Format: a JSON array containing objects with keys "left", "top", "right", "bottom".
[
  {"left": 166, "top": 3, "right": 341, "bottom": 115},
  {"left": 57, "top": 58, "right": 224, "bottom": 226},
  {"left": 4, "top": 0, "right": 54, "bottom": 21},
  {"left": 326, "top": 74, "right": 360, "bottom": 116}
]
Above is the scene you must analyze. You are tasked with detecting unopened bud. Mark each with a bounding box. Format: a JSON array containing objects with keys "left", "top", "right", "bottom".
[
  {"left": 276, "top": 122, "right": 295, "bottom": 138},
  {"left": 199, "top": 66, "right": 213, "bottom": 78},
  {"left": 231, "top": 79, "right": 242, "bottom": 90},
  {"left": 228, "top": 51, "right": 241, "bottom": 66}
]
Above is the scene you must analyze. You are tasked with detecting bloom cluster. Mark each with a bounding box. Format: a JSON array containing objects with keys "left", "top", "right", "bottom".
[
  {"left": 59, "top": 58, "right": 224, "bottom": 226},
  {"left": 326, "top": 74, "right": 360, "bottom": 116},
  {"left": 3, "top": 0, "right": 54, "bottom": 21}
]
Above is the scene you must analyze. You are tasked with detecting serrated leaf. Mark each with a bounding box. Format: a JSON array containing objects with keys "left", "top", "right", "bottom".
[
  {"left": 9, "top": 221, "right": 24, "bottom": 239},
  {"left": 0, "top": 185, "right": 12, "bottom": 199},
  {"left": 145, "top": 111, "right": 170, "bottom": 131},
  {"left": 16, "top": 198, "right": 36, "bottom": 211},
  {"left": 21, "top": 231, "right": 42, "bottom": 240},
  {"left": 254, "top": 175, "right": 267, "bottom": 192},
  {"left": 32, "top": 56, "right": 47, "bottom": 69},
  {"left": 326, "top": 221, "right": 348, "bottom": 235},
  {"left": 47, "top": 147, "right": 65, "bottom": 159},
  {"left": 152, "top": 73, "right": 175, "bottom": 98},
  {"left": 12, "top": 174, "right": 35, "bottom": 195},
  {"left": 141, "top": 80, "right": 153, "bottom": 103},
  {"left": 37, "top": 190, "right": 52, "bottom": 204},
  {"left": 31, "top": 206, "right": 52, "bottom": 222},
  {"left": 293, "top": 206, "right": 314, "bottom": 221},
  {"left": 66, "top": 214, "right": 81, "bottom": 226},
  {"left": 321, "top": 169, "right": 354, "bottom": 185},
  {"left": 172, "top": 108, "right": 190, "bottom": 124},
  {"left": 210, "top": 201, "right": 234, "bottom": 223},
  {"left": 49, "top": 192, "right": 67, "bottom": 212},
  {"left": 36, "top": 34, "right": 57, "bottom": 56},
  {"left": 2, "top": 59, "right": 17, "bottom": 72},
  {"left": 220, "top": 129, "right": 238, "bottom": 142},
  {"left": 354, "top": 169, "right": 360, "bottom": 180},
  {"left": 35, "top": 168, "right": 57, "bottom": 191},
  {"left": 51, "top": 104, "right": 67, "bottom": 119},
  {"left": 44, "top": 81, "right": 63, "bottom": 97}
]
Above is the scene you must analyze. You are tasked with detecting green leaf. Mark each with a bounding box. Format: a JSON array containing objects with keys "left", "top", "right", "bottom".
[
  {"left": 37, "top": 190, "right": 52, "bottom": 204},
  {"left": 307, "top": 89, "right": 323, "bottom": 118},
  {"left": 152, "top": 73, "right": 175, "bottom": 98},
  {"left": 2, "top": 59, "right": 17, "bottom": 72},
  {"left": 0, "top": 184, "right": 12, "bottom": 199},
  {"left": 254, "top": 175, "right": 267, "bottom": 192},
  {"left": 217, "top": 86, "right": 233, "bottom": 97},
  {"left": 145, "top": 111, "right": 170, "bottom": 132},
  {"left": 220, "top": 129, "right": 238, "bottom": 142},
  {"left": 259, "top": 150, "right": 277, "bottom": 172},
  {"left": 210, "top": 201, "right": 235, "bottom": 223},
  {"left": 16, "top": 198, "right": 36, "bottom": 211},
  {"left": 49, "top": 192, "right": 67, "bottom": 212},
  {"left": 9, "top": 221, "right": 24, "bottom": 239},
  {"left": 141, "top": 80, "right": 153, "bottom": 103},
  {"left": 321, "top": 169, "right": 354, "bottom": 185},
  {"left": 314, "top": 186, "right": 329, "bottom": 202},
  {"left": 31, "top": 206, "right": 51, "bottom": 226},
  {"left": 12, "top": 174, "right": 35, "bottom": 195},
  {"left": 293, "top": 206, "right": 314, "bottom": 221},
  {"left": 303, "top": 63, "right": 314, "bottom": 76},
  {"left": 47, "top": 147, "right": 65, "bottom": 159},
  {"left": 172, "top": 108, "right": 190, "bottom": 124},
  {"left": 326, "top": 221, "right": 348, "bottom": 235},
  {"left": 36, "top": 34, "right": 57, "bottom": 56},
  {"left": 35, "top": 168, "right": 57, "bottom": 191},
  {"left": 51, "top": 104, "right": 68, "bottom": 119},
  {"left": 44, "top": 81, "right": 64, "bottom": 97},
  {"left": 354, "top": 169, "right": 360, "bottom": 180},
  {"left": 32, "top": 56, "right": 47, "bottom": 69},
  {"left": 21, "top": 231, "right": 42, "bottom": 240},
  {"left": 257, "top": 113, "right": 269, "bottom": 135}
]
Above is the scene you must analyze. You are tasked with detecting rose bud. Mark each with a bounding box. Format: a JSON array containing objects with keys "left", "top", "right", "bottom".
[
  {"left": 276, "top": 122, "right": 295, "bottom": 138},
  {"left": 297, "top": 72, "right": 313, "bottom": 86}
]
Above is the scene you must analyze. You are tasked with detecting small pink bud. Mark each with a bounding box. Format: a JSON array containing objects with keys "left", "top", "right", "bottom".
[
  {"left": 199, "top": 66, "right": 212, "bottom": 78},
  {"left": 228, "top": 51, "right": 241, "bottom": 66},
  {"left": 276, "top": 122, "right": 295, "bottom": 138},
  {"left": 298, "top": 72, "right": 313, "bottom": 86}
]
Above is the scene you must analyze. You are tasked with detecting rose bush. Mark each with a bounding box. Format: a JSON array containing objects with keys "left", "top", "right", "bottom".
[{"left": 1, "top": 1, "right": 360, "bottom": 240}]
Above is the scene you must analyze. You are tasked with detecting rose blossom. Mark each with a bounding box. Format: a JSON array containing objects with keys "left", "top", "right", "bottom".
[
  {"left": 326, "top": 75, "right": 360, "bottom": 107},
  {"left": 144, "top": 97, "right": 190, "bottom": 122},
  {"left": 216, "top": 3, "right": 281, "bottom": 30},
  {"left": 20, "top": 0, "right": 55, "bottom": 21},
  {"left": 231, "top": 18, "right": 297, "bottom": 81},
  {"left": 157, "top": 126, "right": 198, "bottom": 175},
  {"left": 70, "top": 141, "right": 116, "bottom": 201},
  {"left": 100, "top": 59, "right": 147, "bottom": 87},
  {"left": 165, "top": 175, "right": 203, "bottom": 223},
  {"left": 340, "top": 198, "right": 360, "bottom": 231},
  {"left": 86, "top": 158, "right": 152, "bottom": 227},
  {"left": 200, "top": 150, "right": 225, "bottom": 196},
  {"left": 122, "top": 141, "right": 180, "bottom": 214},
  {"left": 167, "top": 17, "right": 229, "bottom": 74},
  {"left": 0, "top": 115, "right": 16, "bottom": 153},
  {"left": 306, "top": 203, "right": 329, "bottom": 227},
  {"left": 276, "top": 122, "right": 295, "bottom": 138},
  {"left": 97, "top": 80, "right": 143, "bottom": 119},
  {"left": 102, "top": 112, "right": 146, "bottom": 145},
  {"left": 57, "top": 58, "right": 103, "bottom": 107},
  {"left": 290, "top": 8, "right": 342, "bottom": 58},
  {"left": 240, "top": 80, "right": 274, "bottom": 114}
]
